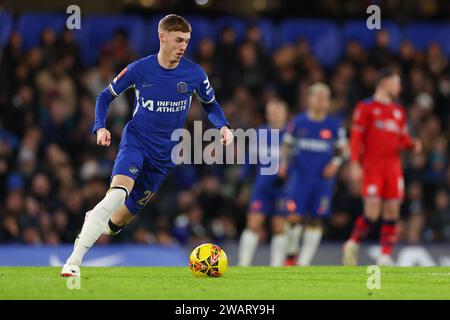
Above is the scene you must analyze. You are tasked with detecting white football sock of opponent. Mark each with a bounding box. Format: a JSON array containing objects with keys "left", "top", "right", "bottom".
[
  {"left": 270, "top": 233, "right": 288, "bottom": 266},
  {"left": 238, "top": 229, "right": 259, "bottom": 266},
  {"left": 297, "top": 226, "right": 323, "bottom": 266},
  {"left": 66, "top": 186, "right": 128, "bottom": 266},
  {"left": 286, "top": 223, "right": 303, "bottom": 257}
]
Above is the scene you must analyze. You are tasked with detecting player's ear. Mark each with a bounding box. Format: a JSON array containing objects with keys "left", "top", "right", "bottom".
[{"left": 158, "top": 31, "right": 166, "bottom": 43}]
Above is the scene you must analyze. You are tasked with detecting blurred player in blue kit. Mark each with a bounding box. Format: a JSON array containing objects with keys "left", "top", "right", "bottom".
[
  {"left": 61, "top": 15, "right": 233, "bottom": 277},
  {"left": 238, "top": 98, "right": 290, "bottom": 267},
  {"left": 280, "top": 83, "right": 348, "bottom": 266}
]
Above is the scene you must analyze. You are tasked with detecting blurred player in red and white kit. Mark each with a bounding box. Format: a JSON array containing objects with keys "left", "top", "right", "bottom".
[{"left": 342, "top": 69, "right": 422, "bottom": 266}]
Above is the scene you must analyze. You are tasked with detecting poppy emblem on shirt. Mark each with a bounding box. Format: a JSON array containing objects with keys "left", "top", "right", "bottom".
[
  {"left": 250, "top": 200, "right": 263, "bottom": 212},
  {"left": 177, "top": 81, "right": 187, "bottom": 93},
  {"left": 286, "top": 200, "right": 297, "bottom": 212},
  {"left": 320, "top": 129, "right": 332, "bottom": 140},
  {"left": 113, "top": 67, "right": 128, "bottom": 84}
]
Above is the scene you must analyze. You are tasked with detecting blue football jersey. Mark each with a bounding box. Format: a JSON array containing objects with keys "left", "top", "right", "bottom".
[
  {"left": 105, "top": 54, "right": 218, "bottom": 166},
  {"left": 284, "top": 112, "right": 346, "bottom": 180}
]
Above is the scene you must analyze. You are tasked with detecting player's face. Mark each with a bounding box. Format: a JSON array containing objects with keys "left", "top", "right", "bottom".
[
  {"left": 160, "top": 31, "right": 191, "bottom": 63},
  {"left": 385, "top": 74, "right": 402, "bottom": 100},
  {"left": 309, "top": 89, "right": 330, "bottom": 114},
  {"left": 266, "top": 101, "right": 287, "bottom": 127}
]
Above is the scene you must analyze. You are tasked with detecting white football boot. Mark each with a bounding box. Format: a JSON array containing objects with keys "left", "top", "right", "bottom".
[
  {"left": 342, "top": 239, "right": 360, "bottom": 266},
  {"left": 60, "top": 264, "right": 80, "bottom": 277}
]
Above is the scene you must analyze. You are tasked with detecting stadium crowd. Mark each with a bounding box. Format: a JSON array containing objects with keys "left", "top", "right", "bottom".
[{"left": 0, "top": 21, "right": 449, "bottom": 247}]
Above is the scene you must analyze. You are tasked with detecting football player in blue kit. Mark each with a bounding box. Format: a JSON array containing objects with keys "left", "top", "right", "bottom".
[
  {"left": 61, "top": 15, "right": 233, "bottom": 277},
  {"left": 280, "top": 83, "right": 348, "bottom": 266},
  {"left": 238, "top": 98, "right": 290, "bottom": 267}
]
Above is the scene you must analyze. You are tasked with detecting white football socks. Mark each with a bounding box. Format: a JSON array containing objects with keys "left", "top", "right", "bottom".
[
  {"left": 286, "top": 223, "right": 303, "bottom": 256},
  {"left": 270, "top": 233, "right": 288, "bottom": 266},
  {"left": 238, "top": 229, "right": 259, "bottom": 266},
  {"left": 298, "top": 227, "right": 323, "bottom": 266},
  {"left": 66, "top": 187, "right": 128, "bottom": 266}
]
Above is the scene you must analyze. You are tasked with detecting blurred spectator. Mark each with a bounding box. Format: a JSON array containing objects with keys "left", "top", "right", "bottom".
[
  {"left": 369, "top": 30, "right": 395, "bottom": 68},
  {"left": 35, "top": 56, "right": 77, "bottom": 117},
  {"left": 0, "top": 31, "right": 23, "bottom": 103},
  {"left": 399, "top": 182, "right": 426, "bottom": 244},
  {"left": 425, "top": 189, "right": 450, "bottom": 242},
  {"left": 101, "top": 28, "right": 137, "bottom": 71},
  {"left": 230, "top": 41, "right": 268, "bottom": 97},
  {"left": 215, "top": 26, "right": 239, "bottom": 98}
]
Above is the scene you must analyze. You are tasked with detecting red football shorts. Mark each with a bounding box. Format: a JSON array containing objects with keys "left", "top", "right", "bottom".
[{"left": 361, "top": 167, "right": 404, "bottom": 200}]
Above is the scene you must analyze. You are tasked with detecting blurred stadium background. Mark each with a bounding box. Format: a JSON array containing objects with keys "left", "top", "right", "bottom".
[{"left": 0, "top": 0, "right": 449, "bottom": 266}]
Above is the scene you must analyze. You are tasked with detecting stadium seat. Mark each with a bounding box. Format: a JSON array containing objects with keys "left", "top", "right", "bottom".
[
  {"left": 0, "top": 10, "right": 13, "bottom": 48},
  {"left": 403, "top": 22, "right": 450, "bottom": 56},
  {"left": 277, "top": 19, "right": 342, "bottom": 68},
  {"left": 6, "top": 14, "right": 450, "bottom": 68},
  {"left": 16, "top": 13, "right": 67, "bottom": 50},
  {"left": 342, "top": 19, "right": 402, "bottom": 52},
  {"left": 79, "top": 15, "right": 146, "bottom": 65}
]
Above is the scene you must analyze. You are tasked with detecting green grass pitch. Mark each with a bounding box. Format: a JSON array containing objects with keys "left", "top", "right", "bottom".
[{"left": 0, "top": 266, "right": 449, "bottom": 300}]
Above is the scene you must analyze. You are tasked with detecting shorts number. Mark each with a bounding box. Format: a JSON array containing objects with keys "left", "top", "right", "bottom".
[{"left": 137, "top": 190, "right": 153, "bottom": 206}]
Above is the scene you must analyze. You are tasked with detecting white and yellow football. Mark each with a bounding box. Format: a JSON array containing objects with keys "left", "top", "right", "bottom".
[{"left": 189, "top": 243, "right": 228, "bottom": 278}]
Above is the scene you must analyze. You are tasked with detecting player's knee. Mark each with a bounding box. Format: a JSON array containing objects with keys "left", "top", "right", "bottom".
[
  {"left": 271, "top": 216, "right": 286, "bottom": 234},
  {"left": 383, "top": 203, "right": 400, "bottom": 220},
  {"left": 247, "top": 213, "right": 264, "bottom": 232},
  {"left": 364, "top": 199, "right": 381, "bottom": 221},
  {"left": 287, "top": 213, "right": 302, "bottom": 224},
  {"left": 110, "top": 174, "right": 134, "bottom": 195},
  {"left": 309, "top": 218, "right": 323, "bottom": 228},
  {"left": 107, "top": 185, "right": 130, "bottom": 200}
]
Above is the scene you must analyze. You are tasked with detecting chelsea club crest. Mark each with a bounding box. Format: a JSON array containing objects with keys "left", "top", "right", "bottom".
[{"left": 177, "top": 81, "right": 187, "bottom": 93}]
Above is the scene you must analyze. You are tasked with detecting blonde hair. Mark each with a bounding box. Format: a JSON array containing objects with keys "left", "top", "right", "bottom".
[
  {"left": 309, "top": 82, "right": 331, "bottom": 96},
  {"left": 158, "top": 14, "right": 191, "bottom": 33}
]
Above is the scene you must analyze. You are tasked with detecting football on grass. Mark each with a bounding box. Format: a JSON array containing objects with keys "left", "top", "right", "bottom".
[{"left": 189, "top": 243, "right": 228, "bottom": 277}]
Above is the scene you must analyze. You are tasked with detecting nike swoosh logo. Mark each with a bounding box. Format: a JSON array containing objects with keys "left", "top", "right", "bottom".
[{"left": 142, "top": 83, "right": 155, "bottom": 87}]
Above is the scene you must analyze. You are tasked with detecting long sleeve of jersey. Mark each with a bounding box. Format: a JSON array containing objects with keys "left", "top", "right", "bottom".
[
  {"left": 195, "top": 66, "right": 229, "bottom": 129},
  {"left": 92, "top": 62, "right": 137, "bottom": 134},
  {"left": 201, "top": 99, "right": 229, "bottom": 129},
  {"left": 399, "top": 108, "right": 414, "bottom": 150},
  {"left": 93, "top": 87, "right": 115, "bottom": 133},
  {"left": 350, "top": 102, "right": 367, "bottom": 163}
]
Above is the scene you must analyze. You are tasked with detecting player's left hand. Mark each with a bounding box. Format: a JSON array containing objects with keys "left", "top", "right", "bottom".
[
  {"left": 220, "top": 126, "right": 234, "bottom": 145},
  {"left": 322, "top": 161, "right": 339, "bottom": 179},
  {"left": 413, "top": 138, "right": 423, "bottom": 154}
]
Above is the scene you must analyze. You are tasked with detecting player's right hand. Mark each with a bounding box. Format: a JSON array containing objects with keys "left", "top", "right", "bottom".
[
  {"left": 96, "top": 128, "right": 111, "bottom": 147},
  {"left": 278, "top": 162, "right": 288, "bottom": 179},
  {"left": 412, "top": 138, "right": 423, "bottom": 154},
  {"left": 349, "top": 161, "right": 363, "bottom": 183}
]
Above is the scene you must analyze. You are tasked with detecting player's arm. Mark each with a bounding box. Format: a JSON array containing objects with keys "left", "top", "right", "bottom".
[
  {"left": 194, "top": 66, "right": 233, "bottom": 145},
  {"left": 349, "top": 102, "right": 368, "bottom": 182},
  {"left": 93, "top": 62, "right": 137, "bottom": 146},
  {"left": 323, "top": 126, "right": 349, "bottom": 178},
  {"left": 399, "top": 108, "right": 422, "bottom": 154},
  {"left": 279, "top": 121, "right": 296, "bottom": 178}
]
